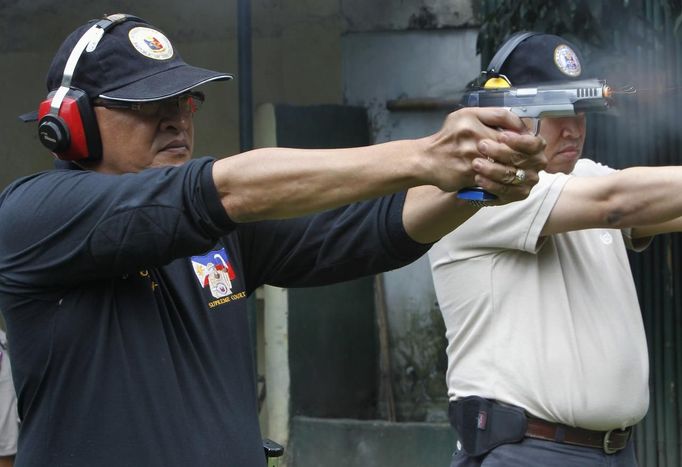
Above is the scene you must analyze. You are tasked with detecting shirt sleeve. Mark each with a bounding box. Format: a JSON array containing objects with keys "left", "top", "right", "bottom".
[
  {"left": 430, "top": 171, "right": 570, "bottom": 265},
  {"left": 235, "top": 191, "right": 432, "bottom": 293},
  {"left": 0, "top": 158, "right": 235, "bottom": 292},
  {"left": 574, "top": 159, "right": 652, "bottom": 252}
]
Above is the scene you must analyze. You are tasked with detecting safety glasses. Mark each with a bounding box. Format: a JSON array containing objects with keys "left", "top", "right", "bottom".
[{"left": 92, "top": 91, "right": 205, "bottom": 118}]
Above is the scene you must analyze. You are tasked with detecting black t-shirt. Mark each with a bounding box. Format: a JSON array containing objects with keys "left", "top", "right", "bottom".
[{"left": 0, "top": 157, "right": 429, "bottom": 467}]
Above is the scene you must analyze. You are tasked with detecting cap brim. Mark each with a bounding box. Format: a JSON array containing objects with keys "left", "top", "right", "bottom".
[
  {"left": 98, "top": 64, "right": 233, "bottom": 102},
  {"left": 19, "top": 110, "right": 39, "bottom": 123}
]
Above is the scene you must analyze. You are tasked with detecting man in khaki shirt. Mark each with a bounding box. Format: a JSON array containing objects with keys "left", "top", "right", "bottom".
[{"left": 430, "top": 32, "right": 682, "bottom": 467}]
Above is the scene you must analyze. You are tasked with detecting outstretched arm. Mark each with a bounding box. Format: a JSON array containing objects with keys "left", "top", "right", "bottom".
[
  {"left": 542, "top": 166, "right": 682, "bottom": 236},
  {"left": 212, "top": 107, "right": 546, "bottom": 231}
]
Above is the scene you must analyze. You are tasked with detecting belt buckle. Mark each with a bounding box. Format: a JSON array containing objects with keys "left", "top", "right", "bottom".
[{"left": 603, "top": 429, "right": 626, "bottom": 454}]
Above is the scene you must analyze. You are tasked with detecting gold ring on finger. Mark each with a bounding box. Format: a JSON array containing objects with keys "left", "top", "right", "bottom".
[{"left": 511, "top": 168, "right": 527, "bottom": 185}]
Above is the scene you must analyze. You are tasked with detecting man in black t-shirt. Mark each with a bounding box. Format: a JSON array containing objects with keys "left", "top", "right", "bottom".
[{"left": 0, "top": 13, "right": 545, "bottom": 467}]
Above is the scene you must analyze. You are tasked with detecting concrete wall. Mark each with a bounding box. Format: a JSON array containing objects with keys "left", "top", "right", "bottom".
[
  {"left": 342, "top": 0, "right": 476, "bottom": 31},
  {"left": 290, "top": 417, "right": 455, "bottom": 467},
  {"left": 253, "top": 0, "right": 343, "bottom": 107}
]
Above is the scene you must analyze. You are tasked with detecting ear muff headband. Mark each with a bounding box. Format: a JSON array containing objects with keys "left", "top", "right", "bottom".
[
  {"left": 485, "top": 31, "right": 540, "bottom": 77},
  {"left": 38, "top": 14, "right": 143, "bottom": 161}
]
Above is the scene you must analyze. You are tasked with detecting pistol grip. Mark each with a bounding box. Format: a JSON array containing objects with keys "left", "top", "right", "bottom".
[{"left": 456, "top": 187, "right": 497, "bottom": 205}]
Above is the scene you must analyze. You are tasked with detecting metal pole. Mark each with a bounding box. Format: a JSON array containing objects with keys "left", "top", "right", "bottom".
[{"left": 238, "top": 0, "right": 253, "bottom": 152}]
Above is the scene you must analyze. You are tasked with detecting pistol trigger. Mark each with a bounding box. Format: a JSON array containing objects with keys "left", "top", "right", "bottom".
[{"left": 531, "top": 118, "right": 541, "bottom": 136}]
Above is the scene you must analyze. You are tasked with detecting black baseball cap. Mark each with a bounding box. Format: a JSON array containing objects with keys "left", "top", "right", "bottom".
[
  {"left": 494, "top": 33, "right": 588, "bottom": 86},
  {"left": 21, "top": 14, "right": 232, "bottom": 121}
]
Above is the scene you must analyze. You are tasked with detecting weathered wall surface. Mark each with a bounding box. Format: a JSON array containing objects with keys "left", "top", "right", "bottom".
[{"left": 341, "top": 0, "right": 476, "bottom": 31}]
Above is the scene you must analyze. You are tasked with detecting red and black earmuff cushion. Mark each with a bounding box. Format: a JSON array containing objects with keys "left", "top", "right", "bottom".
[
  {"left": 34, "top": 14, "right": 143, "bottom": 162},
  {"left": 38, "top": 88, "right": 102, "bottom": 161}
]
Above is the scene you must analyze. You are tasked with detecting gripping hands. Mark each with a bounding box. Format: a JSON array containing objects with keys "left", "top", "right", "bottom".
[{"left": 423, "top": 107, "right": 546, "bottom": 205}]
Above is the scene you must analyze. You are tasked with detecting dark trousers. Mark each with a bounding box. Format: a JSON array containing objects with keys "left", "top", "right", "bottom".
[{"left": 450, "top": 437, "right": 638, "bottom": 467}]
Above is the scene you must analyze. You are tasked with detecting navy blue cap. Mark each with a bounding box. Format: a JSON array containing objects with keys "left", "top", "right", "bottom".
[
  {"left": 46, "top": 15, "right": 233, "bottom": 102},
  {"left": 495, "top": 33, "right": 587, "bottom": 86}
]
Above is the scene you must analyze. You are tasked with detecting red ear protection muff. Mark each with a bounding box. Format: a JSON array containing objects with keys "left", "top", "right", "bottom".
[
  {"left": 37, "top": 14, "right": 140, "bottom": 161},
  {"left": 38, "top": 88, "right": 100, "bottom": 161}
]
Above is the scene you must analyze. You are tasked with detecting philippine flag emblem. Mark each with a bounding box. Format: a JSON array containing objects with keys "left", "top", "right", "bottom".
[{"left": 191, "top": 248, "right": 237, "bottom": 299}]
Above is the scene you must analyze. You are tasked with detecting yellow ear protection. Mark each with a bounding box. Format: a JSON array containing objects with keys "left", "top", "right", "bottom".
[
  {"left": 483, "top": 76, "right": 512, "bottom": 89},
  {"left": 37, "top": 14, "right": 142, "bottom": 161}
]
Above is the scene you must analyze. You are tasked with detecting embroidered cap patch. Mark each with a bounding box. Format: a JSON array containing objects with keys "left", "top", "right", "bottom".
[
  {"left": 128, "top": 26, "right": 174, "bottom": 60},
  {"left": 553, "top": 44, "right": 581, "bottom": 77}
]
